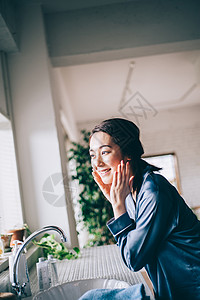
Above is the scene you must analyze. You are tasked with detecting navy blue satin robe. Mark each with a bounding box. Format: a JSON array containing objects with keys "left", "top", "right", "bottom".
[{"left": 107, "top": 166, "right": 200, "bottom": 299}]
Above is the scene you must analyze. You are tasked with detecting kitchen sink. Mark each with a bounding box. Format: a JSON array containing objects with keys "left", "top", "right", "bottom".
[{"left": 33, "top": 278, "right": 130, "bottom": 300}]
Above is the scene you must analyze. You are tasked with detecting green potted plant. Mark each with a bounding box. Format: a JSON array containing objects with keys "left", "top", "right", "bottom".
[{"left": 68, "top": 130, "right": 115, "bottom": 247}]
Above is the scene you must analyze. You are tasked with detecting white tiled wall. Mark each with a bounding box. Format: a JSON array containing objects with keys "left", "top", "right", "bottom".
[
  {"left": 140, "top": 104, "right": 200, "bottom": 208},
  {"left": 142, "top": 125, "right": 200, "bottom": 208}
]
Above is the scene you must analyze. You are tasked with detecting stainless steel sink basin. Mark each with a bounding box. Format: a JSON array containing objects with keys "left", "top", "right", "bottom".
[{"left": 33, "top": 278, "right": 130, "bottom": 300}]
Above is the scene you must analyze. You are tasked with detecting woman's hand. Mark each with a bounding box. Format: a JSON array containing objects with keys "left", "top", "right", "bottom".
[
  {"left": 92, "top": 170, "right": 112, "bottom": 201},
  {"left": 92, "top": 160, "right": 134, "bottom": 219},
  {"left": 110, "top": 160, "right": 134, "bottom": 219}
]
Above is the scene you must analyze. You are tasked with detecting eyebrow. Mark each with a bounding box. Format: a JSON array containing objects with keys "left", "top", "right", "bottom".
[{"left": 89, "top": 144, "right": 112, "bottom": 152}]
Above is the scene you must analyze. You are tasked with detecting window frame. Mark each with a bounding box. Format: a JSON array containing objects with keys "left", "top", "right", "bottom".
[{"left": 143, "top": 152, "right": 181, "bottom": 194}]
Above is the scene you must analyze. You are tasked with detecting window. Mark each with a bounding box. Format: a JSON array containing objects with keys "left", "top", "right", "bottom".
[
  {"left": 64, "top": 134, "right": 81, "bottom": 227},
  {"left": 0, "top": 113, "right": 23, "bottom": 232},
  {"left": 143, "top": 153, "right": 181, "bottom": 194}
]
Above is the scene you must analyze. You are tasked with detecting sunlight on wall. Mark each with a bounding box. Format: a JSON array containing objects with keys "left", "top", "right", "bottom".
[{"left": 0, "top": 114, "right": 23, "bottom": 232}]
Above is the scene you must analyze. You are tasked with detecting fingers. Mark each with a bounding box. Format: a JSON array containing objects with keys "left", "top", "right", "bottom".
[
  {"left": 125, "top": 160, "right": 130, "bottom": 186},
  {"left": 92, "top": 170, "right": 104, "bottom": 187},
  {"left": 93, "top": 160, "right": 133, "bottom": 193},
  {"left": 117, "top": 161, "right": 122, "bottom": 184},
  {"left": 115, "top": 160, "right": 130, "bottom": 187},
  {"left": 129, "top": 175, "right": 134, "bottom": 189},
  {"left": 112, "top": 170, "right": 117, "bottom": 187},
  {"left": 92, "top": 170, "right": 99, "bottom": 180},
  {"left": 121, "top": 160, "right": 126, "bottom": 183}
]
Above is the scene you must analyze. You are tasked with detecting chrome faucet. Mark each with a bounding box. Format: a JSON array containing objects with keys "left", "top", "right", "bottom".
[{"left": 12, "top": 225, "right": 67, "bottom": 298}]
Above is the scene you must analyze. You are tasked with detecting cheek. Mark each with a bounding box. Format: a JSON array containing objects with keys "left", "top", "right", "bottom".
[{"left": 109, "top": 156, "right": 122, "bottom": 170}]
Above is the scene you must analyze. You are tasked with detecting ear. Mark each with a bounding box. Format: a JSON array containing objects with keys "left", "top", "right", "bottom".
[{"left": 124, "top": 156, "right": 131, "bottom": 162}]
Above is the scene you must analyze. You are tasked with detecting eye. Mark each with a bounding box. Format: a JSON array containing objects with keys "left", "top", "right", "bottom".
[
  {"left": 90, "top": 153, "right": 95, "bottom": 159},
  {"left": 102, "top": 150, "right": 110, "bottom": 155}
]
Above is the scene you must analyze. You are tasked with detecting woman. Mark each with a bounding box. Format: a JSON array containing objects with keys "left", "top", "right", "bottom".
[{"left": 89, "top": 118, "right": 200, "bottom": 300}]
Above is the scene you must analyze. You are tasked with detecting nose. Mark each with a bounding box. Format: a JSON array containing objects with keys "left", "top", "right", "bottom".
[{"left": 94, "top": 154, "right": 104, "bottom": 168}]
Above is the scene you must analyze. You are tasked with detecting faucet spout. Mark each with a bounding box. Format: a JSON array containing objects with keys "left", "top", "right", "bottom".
[{"left": 12, "top": 225, "right": 67, "bottom": 298}]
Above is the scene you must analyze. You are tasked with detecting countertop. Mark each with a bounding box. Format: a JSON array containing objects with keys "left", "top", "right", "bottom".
[{"left": 30, "top": 244, "right": 154, "bottom": 299}]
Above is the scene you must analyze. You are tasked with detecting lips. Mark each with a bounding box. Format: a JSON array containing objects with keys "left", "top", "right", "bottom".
[{"left": 98, "top": 168, "right": 111, "bottom": 176}]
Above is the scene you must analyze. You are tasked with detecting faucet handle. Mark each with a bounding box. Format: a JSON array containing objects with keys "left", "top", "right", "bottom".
[
  {"left": 12, "top": 282, "right": 27, "bottom": 297},
  {"left": 12, "top": 282, "right": 20, "bottom": 295},
  {"left": 21, "top": 282, "right": 27, "bottom": 295}
]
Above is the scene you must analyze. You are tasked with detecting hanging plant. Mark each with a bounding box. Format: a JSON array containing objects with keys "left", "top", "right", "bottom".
[{"left": 68, "top": 130, "right": 115, "bottom": 247}]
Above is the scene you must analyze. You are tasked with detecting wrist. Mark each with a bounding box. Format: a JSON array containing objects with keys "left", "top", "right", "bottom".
[{"left": 113, "top": 204, "right": 126, "bottom": 219}]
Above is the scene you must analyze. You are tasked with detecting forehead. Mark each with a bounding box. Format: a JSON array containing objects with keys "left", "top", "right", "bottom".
[{"left": 90, "top": 132, "right": 114, "bottom": 149}]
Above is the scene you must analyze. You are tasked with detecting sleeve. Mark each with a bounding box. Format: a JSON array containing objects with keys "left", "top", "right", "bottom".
[{"left": 107, "top": 175, "right": 176, "bottom": 272}]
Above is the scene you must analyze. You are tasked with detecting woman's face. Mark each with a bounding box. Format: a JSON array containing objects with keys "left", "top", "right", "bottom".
[{"left": 89, "top": 131, "right": 124, "bottom": 185}]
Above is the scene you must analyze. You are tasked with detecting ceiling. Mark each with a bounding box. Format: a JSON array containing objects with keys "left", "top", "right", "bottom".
[
  {"left": 29, "top": 0, "right": 136, "bottom": 13},
  {"left": 25, "top": 0, "right": 200, "bottom": 124},
  {"left": 59, "top": 50, "right": 200, "bottom": 123}
]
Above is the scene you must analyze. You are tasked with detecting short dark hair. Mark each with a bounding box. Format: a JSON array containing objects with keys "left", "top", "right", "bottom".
[{"left": 91, "top": 118, "right": 144, "bottom": 160}]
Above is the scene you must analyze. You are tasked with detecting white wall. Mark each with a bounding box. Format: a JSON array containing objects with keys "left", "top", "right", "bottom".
[
  {"left": 7, "top": 4, "right": 77, "bottom": 247},
  {"left": 49, "top": 66, "right": 79, "bottom": 247},
  {"left": 77, "top": 103, "right": 200, "bottom": 208},
  {"left": 51, "top": 68, "right": 79, "bottom": 142},
  {"left": 140, "top": 104, "right": 200, "bottom": 208}
]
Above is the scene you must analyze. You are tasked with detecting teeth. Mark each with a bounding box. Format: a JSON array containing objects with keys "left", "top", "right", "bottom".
[{"left": 100, "top": 169, "right": 110, "bottom": 174}]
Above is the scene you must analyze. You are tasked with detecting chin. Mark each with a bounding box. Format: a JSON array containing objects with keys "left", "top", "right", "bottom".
[{"left": 101, "top": 176, "right": 113, "bottom": 185}]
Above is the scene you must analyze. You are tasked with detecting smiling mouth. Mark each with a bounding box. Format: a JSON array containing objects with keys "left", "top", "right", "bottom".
[{"left": 98, "top": 168, "right": 111, "bottom": 176}]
